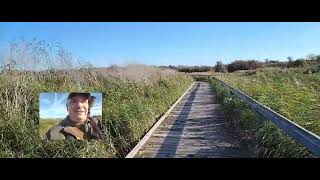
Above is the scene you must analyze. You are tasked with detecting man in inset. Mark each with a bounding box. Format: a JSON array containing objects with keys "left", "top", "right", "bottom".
[{"left": 46, "top": 93, "right": 105, "bottom": 140}]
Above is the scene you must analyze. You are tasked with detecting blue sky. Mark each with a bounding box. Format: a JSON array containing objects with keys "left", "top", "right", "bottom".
[
  {"left": 39, "top": 92, "right": 102, "bottom": 119},
  {"left": 1, "top": 22, "right": 320, "bottom": 66}
]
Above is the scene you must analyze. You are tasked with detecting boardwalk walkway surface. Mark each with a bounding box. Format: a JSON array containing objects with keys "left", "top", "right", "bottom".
[{"left": 134, "top": 81, "right": 256, "bottom": 158}]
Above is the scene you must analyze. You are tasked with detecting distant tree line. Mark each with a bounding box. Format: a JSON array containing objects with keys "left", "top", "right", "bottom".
[
  {"left": 214, "top": 53, "right": 320, "bottom": 73},
  {"left": 157, "top": 53, "right": 320, "bottom": 73}
]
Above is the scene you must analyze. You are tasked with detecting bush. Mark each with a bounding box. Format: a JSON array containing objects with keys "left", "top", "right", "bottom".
[
  {"left": 176, "top": 66, "right": 213, "bottom": 73},
  {"left": 214, "top": 61, "right": 228, "bottom": 73},
  {"left": 192, "top": 75, "right": 209, "bottom": 81},
  {"left": 227, "top": 60, "right": 264, "bottom": 72},
  {"left": 303, "top": 64, "right": 320, "bottom": 74},
  {"left": 264, "top": 61, "right": 287, "bottom": 68},
  {"left": 288, "top": 59, "right": 306, "bottom": 68}
]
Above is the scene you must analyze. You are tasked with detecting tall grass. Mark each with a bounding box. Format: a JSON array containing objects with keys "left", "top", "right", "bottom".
[
  {"left": 214, "top": 68, "right": 320, "bottom": 135},
  {"left": 0, "top": 39, "right": 194, "bottom": 158},
  {"left": 210, "top": 69, "right": 317, "bottom": 157}
]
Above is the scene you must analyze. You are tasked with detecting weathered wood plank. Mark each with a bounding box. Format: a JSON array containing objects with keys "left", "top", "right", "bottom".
[
  {"left": 125, "top": 82, "right": 195, "bottom": 158},
  {"left": 129, "top": 82, "right": 255, "bottom": 158}
]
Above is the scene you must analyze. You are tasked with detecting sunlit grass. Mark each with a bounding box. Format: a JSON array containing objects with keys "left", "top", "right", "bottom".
[
  {"left": 210, "top": 67, "right": 319, "bottom": 157},
  {"left": 0, "top": 39, "right": 194, "bottom": 158}
]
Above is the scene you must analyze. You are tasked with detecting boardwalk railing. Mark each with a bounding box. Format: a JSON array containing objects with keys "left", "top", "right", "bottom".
[{"left": 214, "top": 77, "right": 320, "bottom": 157}]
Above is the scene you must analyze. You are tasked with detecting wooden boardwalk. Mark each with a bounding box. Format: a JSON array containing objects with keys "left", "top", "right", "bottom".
[{"left": 133, "top": 82, "right": 256, "bottom": 158}]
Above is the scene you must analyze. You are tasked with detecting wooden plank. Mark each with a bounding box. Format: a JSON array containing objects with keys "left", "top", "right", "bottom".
[
  {"left": 133, "top": 81, "right": 256, "bottom": 158},
  {"left": 157, "top": 127, "right": 223, "bottom": 131},
  {"left": 156, "top": 124, "right": 222, "bottom": 129},
  {"left": 125, "top": 82, "right": 196, "bottom": 158},
  {"left": 154, "top": 130, "right": 227, "bottom": 134},
  {"left": 140, "top": 150, "right": 252, "bottom": 158},
  {"left": 167, "top": 118, "right": 228, "bottom": 123},
  {"left": 144, "top": 142, "right": 240, "bottom": 148},
  {"left": 144, "top": 148, "right": 246, "bottom": 154},
  {"left": 149, "top": 136, "right": 236, "bottom": 141}
]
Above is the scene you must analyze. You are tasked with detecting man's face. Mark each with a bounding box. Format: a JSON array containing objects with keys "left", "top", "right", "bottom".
[{"left": 67, "top": 95, "right": 89, "bottom": 123}]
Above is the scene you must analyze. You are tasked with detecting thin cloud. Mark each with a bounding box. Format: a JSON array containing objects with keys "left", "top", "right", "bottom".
[
  {"left": 41, "top": 98, "right": 51, "bottom": 105},
  {"left": 40, "top": 93, "right": 68, "bottom": 119}
]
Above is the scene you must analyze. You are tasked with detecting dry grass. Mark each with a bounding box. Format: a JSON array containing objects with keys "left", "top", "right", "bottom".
[
  {"left": 94, "top": 64, "right": 179, "bottom": 84},
  {"left": 211, "top": 68, "right": 319, "bottom": 158},
  {"left": 0, "top": 39, "right": 194, "bottom": 158}
]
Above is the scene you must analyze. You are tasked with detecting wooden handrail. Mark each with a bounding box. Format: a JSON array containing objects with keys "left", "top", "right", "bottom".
[{"left": 214, "top": 77, "right": 320, "bottom": 157}]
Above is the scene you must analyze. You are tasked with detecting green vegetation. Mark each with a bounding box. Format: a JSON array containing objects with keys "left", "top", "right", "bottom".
[
  {"left": 0, "top": 69, "right": 193, "bottom": 158},
  {"left": 210, "top": 67, "right": 320, "bottom": 157},
  {"left": 0, "top": 39, "right": 194, "bottom": 158},
  {"left": 39, "top": 119, "right": 62, "bottom": 139},
  {"left": 214, "top": 68, "right": 320, "bottom": 134},
  {"left": 226, "top": 60, "right": 264, "bottom": 72},
  {"left": 214, "top": 61, "right": 228, "bottom": 73},
  {"left": 213, "top": 54, "right": 320, "bottom": 73},
  {"left": 104, "top": 75, "right": 193, "bottom": 157},
  {"left": 176, "top": 66, "right": 212, "bottom": 73},
  {"left": 1, "top": 39, "right": 319, "bottom": 158},
  {"left": 192, "top": 75, "right": 210, "bottom": 82}
]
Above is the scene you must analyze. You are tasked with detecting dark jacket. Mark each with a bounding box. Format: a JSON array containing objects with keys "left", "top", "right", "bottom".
[{"left": 45, "top": 116, "right": 105, "bottom": 140}]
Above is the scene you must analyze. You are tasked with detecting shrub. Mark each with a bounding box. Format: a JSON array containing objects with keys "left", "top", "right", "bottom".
[
  {"left": 227, "top": 60, "right": 264, "bottom": 72},
  {"left": 288, "top": 59, "right": 306, "bottom": 68},
  {"left": 214, "top": 61, "right": 228, "bottom": 73}
]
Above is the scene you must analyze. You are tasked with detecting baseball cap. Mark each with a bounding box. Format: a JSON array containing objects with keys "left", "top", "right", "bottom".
[
  {"left": 67, "top": 93, "right": 95, "bottom": 108},
  {"left": 67, "top": 93, "right": 91, "bottom": 100}
]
